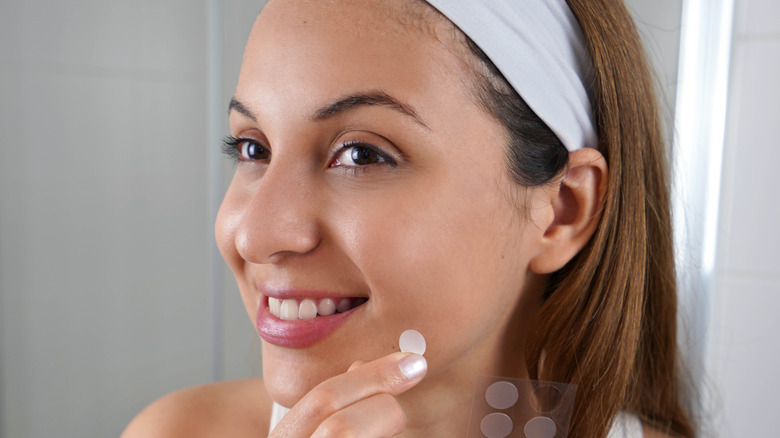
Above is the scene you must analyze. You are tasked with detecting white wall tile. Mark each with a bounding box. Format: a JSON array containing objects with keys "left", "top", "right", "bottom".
[
  {"left": 11, "top": 1, "right": 206, "bottom": 75},
  {"left": 1, "top": 69, "right": 214, "bottom": 436},
  {"left": 710, "top": 1, "right": 780, "bottom": 434},
  {"left": 222, "top": 0, "right": 265, "bottom": 103},
  {"left": 708, "top": 276, "right": 780, "bottom": 437},
  {"left": 0, "top": 1, "right": 218, "bottom": 436},
  {"left": 625, "top": 0, "right": 683, "bottom": 80},
  {"left": 624, "top": 0, "right": 682, "bottom": 141},
  {"left": 736, "top": 0, "right": 780, "bottom": 36},
  {"left": 718, "top": 39, "right": 780, "bottom": 277}
]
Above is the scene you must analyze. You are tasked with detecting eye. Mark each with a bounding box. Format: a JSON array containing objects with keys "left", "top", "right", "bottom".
[
  {"left": 222, "top": 136, "right": 270, "bottom": 162},
  {"left": 331, "top": 142, "right": 394, "bottom": 168},
  {"left": 239, "top": 140, "right": 269, "bottom": 161}
]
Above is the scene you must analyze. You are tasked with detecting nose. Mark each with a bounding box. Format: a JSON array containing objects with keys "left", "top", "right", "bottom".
[{"left": 233, "top": 165, "right": 322, "bottom": 264}]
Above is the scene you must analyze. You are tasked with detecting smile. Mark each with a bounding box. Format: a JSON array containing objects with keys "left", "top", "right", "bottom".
[
  {"left": 268, "top": 297, "right": 369, "bottom": 321},
  {"left": 256, "top": 293, "right": 369, "bottom": 348}
]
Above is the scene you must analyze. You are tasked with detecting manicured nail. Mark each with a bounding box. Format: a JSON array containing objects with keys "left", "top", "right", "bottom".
[{"left": 399, "top": 354, "right": 427, "bottom": 380}]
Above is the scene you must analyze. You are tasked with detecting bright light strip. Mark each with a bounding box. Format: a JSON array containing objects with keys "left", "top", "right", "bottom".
[
  {"left": 672, "top": 0, "right": 735, "bottom": 399},
  {"left": 673, "top": 0, "right": 734, "bottom": 280}
]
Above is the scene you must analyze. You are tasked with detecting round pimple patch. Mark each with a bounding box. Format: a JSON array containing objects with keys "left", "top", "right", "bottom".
[
  {"left": 485, "top": 381, "right": 519, "bottom": 410},
  {"left": 523, "top": 416, "right": 557, "bottom": 438},
  {"left": 480, "top": 412, "right": 513, "bottom": 438},
  {"left": 399, "top": 329, "right": 426, "bottom": 355},
  {"left": 529, "top": 384, "right": 563, "bottom": 413}
]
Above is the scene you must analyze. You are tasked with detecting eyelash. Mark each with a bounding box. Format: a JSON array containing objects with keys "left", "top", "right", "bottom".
[
  {"left": 220, "top": 135, "right": 243, "bottom": 162},
  {"left": 333, "top": 140, "right": 397, "bottom": 171},
  {"left": 222, "top": 136, "right": 397, "bottom": 172},
  {"left": 222, "top": 135, "right": 271, "bottom": 163}
]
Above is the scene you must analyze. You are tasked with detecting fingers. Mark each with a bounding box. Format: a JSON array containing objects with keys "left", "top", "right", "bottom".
[
  {"left": 300, "top": 352, "right": 426, "bottom": 419},
  {"left": 311, "top": 393, "right": 406, "bottom": 438},
  {"left": 348, "top": 360, "right": 368, "bottom": 371},
  {"left": 270, "top": 352, "right": 427, "bottom": 437},
  {"left": 310, "top": 352, "right": 426, "bottom": 405}
]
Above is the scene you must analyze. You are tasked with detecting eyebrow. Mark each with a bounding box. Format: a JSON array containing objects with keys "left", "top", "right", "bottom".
[
  {"left": 312, "top": 91, "right": 428, "bottom": 129},
  {"left": 228, "top": 97, "right": 257, "bottom": 122},
  {"left": 228, "top": 91, "right": 428, "bottom": 129}
]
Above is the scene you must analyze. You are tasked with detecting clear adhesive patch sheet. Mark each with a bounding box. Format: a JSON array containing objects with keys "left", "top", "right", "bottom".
[{"left": 467, "top": 375, "right": 577, "bottom": 438}]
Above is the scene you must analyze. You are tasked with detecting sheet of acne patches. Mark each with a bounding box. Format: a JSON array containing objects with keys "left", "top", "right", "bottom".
[
  {"left": 402, "top": 330, "right": 576, "bottom": 438},
  {"left": 271, "top": 330, "right": 576, "bottom": 437},
  {"left": 467, "top": 375, "right": 576, "bottom": 438}
]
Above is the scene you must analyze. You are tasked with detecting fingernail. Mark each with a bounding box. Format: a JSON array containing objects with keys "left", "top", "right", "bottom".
[{"left": 398, "top": 354, "right": 427, "bottom": 380}]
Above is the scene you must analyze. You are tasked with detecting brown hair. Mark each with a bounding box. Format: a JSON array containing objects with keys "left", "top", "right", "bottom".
[{"left": 428, "top": 0, "right": 698, "bottom": 436}]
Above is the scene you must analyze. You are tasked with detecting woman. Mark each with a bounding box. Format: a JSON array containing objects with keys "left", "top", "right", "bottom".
[{"left": 123, "top": 0, "right": 696, "bottom": 436}]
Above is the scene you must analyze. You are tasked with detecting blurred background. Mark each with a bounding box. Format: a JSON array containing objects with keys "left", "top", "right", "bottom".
[{"left": 0, "top": 0, "right": 777, "bottom": 436}]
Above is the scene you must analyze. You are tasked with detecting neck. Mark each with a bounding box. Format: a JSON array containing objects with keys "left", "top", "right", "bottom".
[{"left": 397, "top": 294, "right": 534, "bottom": 437}]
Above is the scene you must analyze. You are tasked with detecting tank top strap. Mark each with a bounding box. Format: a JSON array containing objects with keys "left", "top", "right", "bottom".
[
  {"left": 269, "top": 401, "right": 290, "bottom": 434},
  {"left": 607, "top": 411, "right": 644, "bottom": 438}
]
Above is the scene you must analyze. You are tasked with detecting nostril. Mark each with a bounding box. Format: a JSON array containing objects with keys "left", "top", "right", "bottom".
[{"left": 231, "top": 180, "right": 324, "bottom": 264}]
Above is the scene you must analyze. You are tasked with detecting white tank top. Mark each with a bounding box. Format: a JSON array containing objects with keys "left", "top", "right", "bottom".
[
  {"left": 269, "top": 402, "right": 290, "bottom": 433},
  {"left": 269, "top": 402, "right": 644, "bottom": 437},
  {"left": 608, "top": 411, "right": 645, "bottom": 438}
]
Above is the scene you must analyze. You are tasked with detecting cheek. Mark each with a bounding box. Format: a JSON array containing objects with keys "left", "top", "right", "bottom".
[
  {"left": 215, "top": 187, "right": 241, "bottom": 270},
  {"left": 335, "top": 176, "right": 533, "bottom": 361},
  {"left": 215, "top": 185, "right": 258, "bottom": 317}
]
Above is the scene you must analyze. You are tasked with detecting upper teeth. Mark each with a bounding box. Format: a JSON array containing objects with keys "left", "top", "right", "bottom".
[{"left": 268, "top": 297, "right": 361, "bottom": 321}]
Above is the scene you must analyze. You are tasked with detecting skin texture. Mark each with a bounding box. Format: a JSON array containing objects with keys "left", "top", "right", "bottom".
[
  {"left": 218, "top": 0, "right": 605, "bottom": 434},
  {"left": 122, "top": 0, "right": 612, "bottom": 436},
  {"left": 219, "top": 0, "right": 545, "bottom": 432}
]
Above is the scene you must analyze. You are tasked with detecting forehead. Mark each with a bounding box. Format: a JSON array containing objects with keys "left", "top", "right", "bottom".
[
  {"left": 260, "top": 0, "right": 441, "bottom": 33},
  {"left": 235, "top": 0, "right": 472, "bottom": 126},
  {"left": 250, "top": 0, "right": 451, "bottom": 65}
]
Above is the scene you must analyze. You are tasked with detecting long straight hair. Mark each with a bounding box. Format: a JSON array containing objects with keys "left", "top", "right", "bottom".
[
  {"left": 417, "top": 0, "right": 696, "bottom": 434},
  {"left": 525, "top": 1, "right": 697, "bottom": 436},
  {"left": 438, "top": 0, "right": 698, "bottom": 435}
]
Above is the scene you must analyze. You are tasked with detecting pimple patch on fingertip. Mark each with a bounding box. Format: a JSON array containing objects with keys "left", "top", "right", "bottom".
[{"left": 399, "top": 329, "right": 426, "bottom": 355}]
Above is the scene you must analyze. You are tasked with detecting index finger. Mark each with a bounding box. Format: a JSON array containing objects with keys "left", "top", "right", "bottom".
[{"left": 273, "top": 352, "right": 427, "bottom": 436}]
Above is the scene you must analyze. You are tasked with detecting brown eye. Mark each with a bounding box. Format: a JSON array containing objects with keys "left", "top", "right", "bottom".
[
  {"left": 332, "top": 143, "right": 391, "bottom": 167},
  {"left": 239, "top": 141, "right": 269, "bottom": 161},
  {"left": 349, "top": 146, "right": 380, "bottom": 165}
]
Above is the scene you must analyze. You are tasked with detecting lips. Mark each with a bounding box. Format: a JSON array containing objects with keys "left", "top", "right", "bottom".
[{"left": 256, "top": 292, "right": 368, "bottom": 348}]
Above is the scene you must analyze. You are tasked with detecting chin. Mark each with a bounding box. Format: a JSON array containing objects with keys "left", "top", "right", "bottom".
[{"left": 260, "top": 343, "right": 349, "bottom": 407}]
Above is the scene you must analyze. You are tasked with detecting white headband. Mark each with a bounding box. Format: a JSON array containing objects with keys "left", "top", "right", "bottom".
[{"left": 425, "top": 0, "right": 597, "bottom": 151}]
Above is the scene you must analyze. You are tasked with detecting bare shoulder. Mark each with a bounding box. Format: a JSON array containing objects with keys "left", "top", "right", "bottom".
[{"left": 121, "top": 377, "right": 272, "bottom": 438}]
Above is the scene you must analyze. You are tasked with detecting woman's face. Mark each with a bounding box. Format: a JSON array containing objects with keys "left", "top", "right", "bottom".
[{"left": 216, "top": 0, "right": 550, "bottom": 406}]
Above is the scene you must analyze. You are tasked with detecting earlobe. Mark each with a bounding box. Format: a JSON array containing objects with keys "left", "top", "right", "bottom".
[{"left": 529, "top": 148, "right": 608, "bottom": 274}]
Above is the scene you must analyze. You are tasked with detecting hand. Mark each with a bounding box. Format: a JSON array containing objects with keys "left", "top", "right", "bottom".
[{"left": 269, "top": 352, "right": 428, "bottom": 437}]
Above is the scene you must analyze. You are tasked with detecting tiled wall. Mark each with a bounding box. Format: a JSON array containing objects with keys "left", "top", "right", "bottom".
[
  {"left": 708, "top": 0, "right": 780, "bottom": 435},
  {"left": 0, "top": 1, "right": 262, "bottom": 436},
  {"left": 625, "top": 0, "right": 683, "bottom": 137}
]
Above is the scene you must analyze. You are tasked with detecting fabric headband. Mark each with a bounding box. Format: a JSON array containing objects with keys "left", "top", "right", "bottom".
[{"left": 425, "top": 0, "right": 597, "bottom": 151}]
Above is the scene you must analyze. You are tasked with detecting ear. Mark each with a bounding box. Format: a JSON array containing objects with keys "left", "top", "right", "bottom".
[{"left": 528, "top": 148, "right": 608, "bottom": 274}]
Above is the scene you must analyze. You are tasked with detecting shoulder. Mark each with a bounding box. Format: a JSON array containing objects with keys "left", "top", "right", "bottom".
[{"left": 121, "top": 377, "right": 273, "bottom": 438}]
